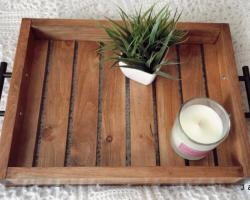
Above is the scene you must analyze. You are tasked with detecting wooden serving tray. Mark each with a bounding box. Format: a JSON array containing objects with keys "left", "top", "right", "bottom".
[{"left": 0, "top": 19, "right": 249, "bottom": 185}]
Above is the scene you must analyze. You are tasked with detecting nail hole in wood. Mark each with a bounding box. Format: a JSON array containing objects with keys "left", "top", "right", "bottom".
[{"left": 106, "top": 135, "right": 113, "bottom": 143}]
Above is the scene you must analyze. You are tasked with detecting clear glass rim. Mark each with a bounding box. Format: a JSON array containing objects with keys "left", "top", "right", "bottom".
[{"left": 177, "top": 97, "right": 231, "bottom": 146}]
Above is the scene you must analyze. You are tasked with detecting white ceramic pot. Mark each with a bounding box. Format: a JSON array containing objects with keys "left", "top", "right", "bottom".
[{"left": 119, "top": 61, "right": 156, "bottom": 85}]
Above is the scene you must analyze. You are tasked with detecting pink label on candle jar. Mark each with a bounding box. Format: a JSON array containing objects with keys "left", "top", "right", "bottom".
[{"left": 178, "top": 143, "right": 209, "bottom": 157}]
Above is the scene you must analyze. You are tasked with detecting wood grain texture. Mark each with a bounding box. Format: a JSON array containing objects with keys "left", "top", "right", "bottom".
[
  {"left": 31, "top": 18, "right": 221, "bottom": 30},
  {"left": 2, "top": 20, "right": 249, "bottom": 185},
  {"left": 216, "top": 24, "right": 250, "bottom": 176},
  {"left": 156, "top": 47, "right": 184, "bottom": 166},
  {"left": 0, "top": 19, "right": 32, "bottom": 178},
  {"left": 179, "top": 44, "right": 214, "bottom": 166},
  {"left": 70, "top": 41, "right": 99, "bottom": 166},
  {"left": 130, "top": 82, "right": 156, "bottom": 166},
  {"left": 37, "top": 41, "right": 74, "bottom": 167},
  {"left": 100, "top": 51, "right": 126, "bottom": 166},
  {"left": 9, "top": 40, "right": 48, "bottom": 167},
  {"left": 30, "top": 19, "right": 220, "bottom": 44},
  {"left": 6, "top": 166, "right": 243, "bottom": 185},
  {"left": 203, "top": 44, "right": 233, "bottom": 166},
  {"left": 177, "top": 23, "right": 221, "bottom": 44}
]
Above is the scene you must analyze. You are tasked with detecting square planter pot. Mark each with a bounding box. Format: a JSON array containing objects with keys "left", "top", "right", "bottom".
[{"left": 119, "top": 62, "right": 156, "bottom": 85}]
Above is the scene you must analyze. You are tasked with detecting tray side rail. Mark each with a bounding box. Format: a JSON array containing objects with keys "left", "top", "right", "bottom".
[
  {"left": 214, "top": 24, "right": 250, "bottom": 177},
  {"left": 30, "top": 19, "right": 221, "bottom": 44},
  {"left": 5, "top": 166, "right": 243, "bottom": 185},
  {"left": 0, "top": 19, "right": 33, "bottom": 179}
]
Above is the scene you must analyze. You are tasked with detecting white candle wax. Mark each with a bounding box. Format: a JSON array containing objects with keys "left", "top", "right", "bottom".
[
  {"left": 171, "top": 98, "right": 230, "bottom": 160},
  {"left": 180, "top": 105, "right": 224, "bottom": 144}
]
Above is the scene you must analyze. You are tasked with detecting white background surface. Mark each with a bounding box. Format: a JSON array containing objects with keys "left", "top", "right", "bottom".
[{"left": 0, "top": 0, "right": 250, "bottom": 199}]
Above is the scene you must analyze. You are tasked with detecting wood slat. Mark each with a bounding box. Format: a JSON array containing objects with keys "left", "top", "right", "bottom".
[
  {"left": 156, "top": 47, "right": 184, "bottom": 166},
  {"left": 100, "top": 51, "right": 126, "bottom": 166},
  {"left": 179, "top": 44, "right": 214, "bottom": 166},
  {"left": 9, "top": 40, "right": 48, "bottom": 167},
  {"left": 203, "top": 44, "right": 233, "bottom": 166},
  {"left": 70, "top": 41, "right": 99, "bottom": 166},
  {"left": 130, "top": 82, "right": 156, "bottom": 166},
  {"left": 37, "top": 41, "right": 74, "bottom": 167},
  {"left": 6, "top": 166, "right": 243, "bottom": 185},
  {"left": 0, "top": 19, "right": 32, "bottom": 178}
]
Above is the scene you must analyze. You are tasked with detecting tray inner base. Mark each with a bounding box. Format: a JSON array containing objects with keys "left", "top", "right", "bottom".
[{"left": 8, "top": 38, "right": 241, "bottom": 169}]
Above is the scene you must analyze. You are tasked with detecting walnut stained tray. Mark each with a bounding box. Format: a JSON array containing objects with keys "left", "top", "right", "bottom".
[{"left": 0, "top": 19, "right": 249, "bottom": 185}]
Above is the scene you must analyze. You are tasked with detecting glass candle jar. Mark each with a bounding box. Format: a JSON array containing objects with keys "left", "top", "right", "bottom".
[{"left": 171, "top": 98, "right": 230, "bottom": 160}]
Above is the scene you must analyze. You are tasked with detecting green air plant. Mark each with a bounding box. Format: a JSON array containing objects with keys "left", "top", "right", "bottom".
[{"left": 99, "top": 4, "right": 187, "bottom": 83}]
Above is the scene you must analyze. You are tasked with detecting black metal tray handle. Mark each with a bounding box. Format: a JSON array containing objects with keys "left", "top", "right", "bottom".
[
  {"left": 0, "top": 62, "right": 12, "bottom": 117},
  {"left": 239, "top": 66, "right": 250, "bottom": 118}
]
